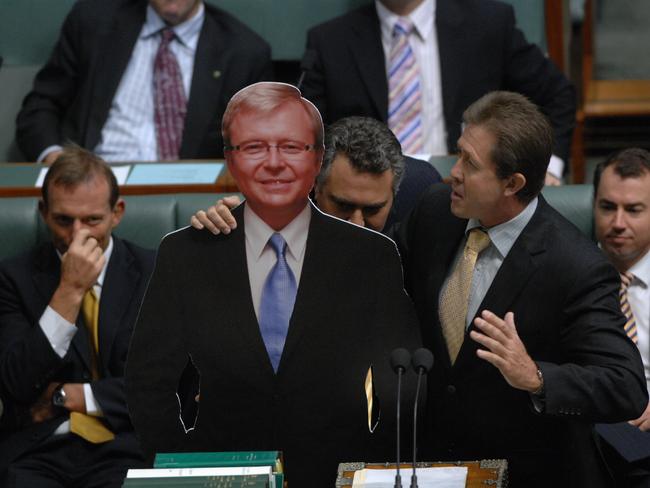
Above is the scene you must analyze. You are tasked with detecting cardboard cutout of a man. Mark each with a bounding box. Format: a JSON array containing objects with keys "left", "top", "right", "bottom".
[{"left": 126, "top": 82, "right": 421, "bottom": 487}]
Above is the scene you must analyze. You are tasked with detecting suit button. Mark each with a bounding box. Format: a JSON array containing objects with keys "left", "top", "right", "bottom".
[
  {"left": 446, "top": 385, "right": 456, "bottom": 395},
  {"left": 82, "top": 373, "right": 90, "bottom": 380}
]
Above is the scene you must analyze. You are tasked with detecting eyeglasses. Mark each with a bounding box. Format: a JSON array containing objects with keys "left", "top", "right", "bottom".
[{"left": 225, "top": 141, "right": 319, "bottom": 160}]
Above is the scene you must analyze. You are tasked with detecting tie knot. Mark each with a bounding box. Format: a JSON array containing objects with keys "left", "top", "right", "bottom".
[
  {"left": 466, "top": 228, "right": 490, "bottom": 254},
  {"left": 160, "top": 27, "right": 176, "bottom": 44},
  {"left": 83, "top": 287, "right": 98, "bottom": 304},
  {"left": 393, "top": 18, "right": 414, "bottom": 37},
  {"left": 620, "top": 271, "right": 635, "bottom": 290},
  {"left": 268, "top": 233, "right": 287, "bottom": 257}
]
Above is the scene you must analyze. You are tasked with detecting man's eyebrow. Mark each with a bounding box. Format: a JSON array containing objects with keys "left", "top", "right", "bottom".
[{"left": 330, "top": 194, "right": 388, "bottom": 210}]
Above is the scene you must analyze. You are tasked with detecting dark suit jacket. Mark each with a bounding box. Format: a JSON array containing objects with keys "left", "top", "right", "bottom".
[
  {"left": 302, "top": 0, "right": 575, "bottom": 164},
  {"left": 15, "top": 0, "right": 272, "bottom": 161},
  {"left": 126, "top": 203, "right": 422, "bottom": 488},
  {"left": 0, "top": 237, "right": 155, "bottom": 472},
  {"left": 397, "top": 184, "right": 647, "bottom": 488},
  {"left": 385, "top": 155, "right": 442, "bottom": 232}
]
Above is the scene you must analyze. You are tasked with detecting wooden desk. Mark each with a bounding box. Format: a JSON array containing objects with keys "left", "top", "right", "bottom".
[
  {"left": 0, "top": 162, "right": 238, "bottom": 197},
  {"left": 335, "top": 460, "right": 507, "bottom": 487}
]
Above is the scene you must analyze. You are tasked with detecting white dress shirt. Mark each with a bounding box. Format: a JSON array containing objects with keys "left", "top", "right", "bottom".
[
  {"left": 244, "top": 203, "right": 311, "bottom": 321},
  {"left": 627, "top": 250, "right": 650, "bottom": 393},
  {"left": 40, "top": 237, "right": 114, "bottom": 434},
  {"left": 376, "top": 0, "right": 446, "bottom": 158}
]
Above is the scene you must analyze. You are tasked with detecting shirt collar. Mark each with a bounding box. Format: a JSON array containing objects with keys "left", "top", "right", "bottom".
[
  {"left": 141, "top": 2, "right": 205, "bottom": 49},
  {"left": 629, "top": 249, "right": 650, "bottom": 289},
  {"left": 376, "top": 0, "right": 435, "bottom": 42},
  {"left": 244, "top": 202, "right": 312, "bottom": 263},
  {"left": 466, "top": 197, "right": 538, "bottom": 258}
]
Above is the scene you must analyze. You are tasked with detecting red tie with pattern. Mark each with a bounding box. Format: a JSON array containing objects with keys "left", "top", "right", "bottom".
[{"left": 153, "top": 28, "right": 187, "bottom": 161}]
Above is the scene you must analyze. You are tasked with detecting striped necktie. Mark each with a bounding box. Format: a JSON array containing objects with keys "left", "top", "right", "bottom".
[
  {"left": 439, "top": 229, "right": 491, "bottom": 364},
  {"left": 388, "top": 17, "right": 423, "bottom": 155},
  {"left": 153, "top": 28, "right": 187, "bottom": 161},
  {"left": 620, "top": 271, "right": 638, "bottom": 343},
  {"left": 259, "top": 233, "right": 297, "bottom": 372}
]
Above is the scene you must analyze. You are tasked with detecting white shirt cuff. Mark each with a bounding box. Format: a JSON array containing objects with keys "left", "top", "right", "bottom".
[
  {"left": 39, "top": 306, "right": 77, "bottom": 358},
  {"left": 36, "top": 145, "right": 63, "bottom": 163},
  {"left": 83, "top": 383, "right": 103, "bottom": 416},
  {"left": 547, "top": 155, "right": 564, "bottom": 180}
]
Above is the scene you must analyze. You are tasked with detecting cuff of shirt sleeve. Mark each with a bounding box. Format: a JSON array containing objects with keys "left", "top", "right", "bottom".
[
  {"left": 37, "top": 145, "right": 64, "bottom": 164},
  {"left": 83, "top": 383, "right": 103, "bottom": 416},
  {"left": 39, "top": 306, "right": 77, "bottom": 358},
  {"left": 547, "top": 155, "right": 564, "bottom": 180}
]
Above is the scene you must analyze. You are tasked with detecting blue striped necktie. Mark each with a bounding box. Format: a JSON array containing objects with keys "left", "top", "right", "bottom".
[
  {"left": 259, "top": 233, "right": 297, "bottom": 372},
  {"left": 388, "top": 17, "right": 423, "bottom": 154}
]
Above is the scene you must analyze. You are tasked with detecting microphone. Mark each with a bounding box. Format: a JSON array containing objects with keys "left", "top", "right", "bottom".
[
  {"left": 296, "top": 49, "right": 317, "bottom": 91},
  {"left": 410, "top": 348, "right": 434, "bottom": 488},
  {"left": 390, "top": 348, "right": 411, "bottom": 488}
]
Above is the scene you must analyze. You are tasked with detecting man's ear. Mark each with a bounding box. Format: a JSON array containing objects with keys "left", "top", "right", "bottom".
[
  {"left": 38, "top": 199, "right": 47, "bottom": 220},
  {"left": 504, "top": 172, "right": 526, "bottom": 197},
  {"left": 111, "top": 198, "right": 126, "bottom": 229}
]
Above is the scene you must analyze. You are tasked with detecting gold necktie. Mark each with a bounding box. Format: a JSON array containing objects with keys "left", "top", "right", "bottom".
[
  {"left": 439, "top": 229, "right": 491, "bottom": 364},
  {"left": 69, "top": 289, "right": 115, "bottom": 444},
  {"left": 620, "top": 272, "right": 638, "bottom": 344}
]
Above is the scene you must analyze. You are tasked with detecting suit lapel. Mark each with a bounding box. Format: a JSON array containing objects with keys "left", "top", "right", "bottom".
[
  {"left": 97, "top": 237, "right": 139, "bottom": 373},
  {"left": 180, "top": 12, "right": 225, "bottom": 158},
  {"left": 86, "top": 0, "right": 146, "bottom": 147},
  {"left": 436, "top": 0, "right": 465, "bottom": 141},
  {"left": 454, "top": 199, "right": 549, "bottom": 369},
  {"left": 349, "top": 6, "right": 389, "bottom": 120},
  {"left": 222, "top": 204, "right": 277, "bottom": 379}
]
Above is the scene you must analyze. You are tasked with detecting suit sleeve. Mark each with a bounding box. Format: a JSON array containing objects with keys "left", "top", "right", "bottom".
[
  {"left": 0, "top": 265, "right": 67, "bottom": 407},
  {"left": 300, "top": 29, "right": 329, "bottom": 121},
  {"left": 501, "top": 4, "right": 576, "bottom": 165},
  {"left": 125, "top": 236, "right": 192, "bottom": 456},
  {"left": 540, "top": 259, "right": 648, "bottom": 422},
  {"left": 15, "top": 3, "right": 85, "bottom": 161}
]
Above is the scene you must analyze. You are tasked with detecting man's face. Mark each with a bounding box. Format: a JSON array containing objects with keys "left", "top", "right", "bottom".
[
  {"left": 449, "top": 124, "right": 512, "bottom": 227},
  {"left": 149, "top": 0, "right": 201, "bottom": 26},
  {"left": 315, "top": 154, "right": 394, "bottom": 232},
  {"left": 225, "top": 102, "right": 322, "bottom": 226},
  {"left": 595, "top": 165, "right": 650, "bottom": 271},
  {"left": 40, "top": 177, "right": 125, "bottom": 254}
]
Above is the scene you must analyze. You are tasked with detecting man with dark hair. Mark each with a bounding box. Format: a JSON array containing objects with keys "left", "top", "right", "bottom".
[
  {"left": 593, "top": 148, "right": 650, "bottom": 487},
  {"left": 126, "top": 82, "right": 421, "bottom": 488},
  {"left": 398, "top": 91, "right": 646, "bottom": 487},
  {"left": 0, "top": 145, "right": 155, "bottom": 487},
  {"left": 317, "top": 116, "right": 440, "bottom": 231},
  {"left": 16, "top": 0, "right": 271, "bottom": 163},
  {"left": 192, "top": 116, "right": 440, "bottom": 234},
  {"left": 301, "top": 0, "right": 575, "bottom": 183}
]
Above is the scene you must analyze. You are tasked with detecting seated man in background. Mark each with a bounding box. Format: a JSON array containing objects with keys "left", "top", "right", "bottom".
[
  {"left": 301, "top": 0, "right": 575, "bottom": 184},
  {"left": 191, "top": 115, "right": 441, "bottom": 234},
  {"left": 16, "top": 0, "right": 271, "bottom": 163},
  {"left": 0, "top": 146, "right": 155, "bottom": 487},
  {"left": 126, "top": 82, "right": 422, "bottom": 488},
  {"left": 593, "top": 148, "right": 650, "bottom": 488}
]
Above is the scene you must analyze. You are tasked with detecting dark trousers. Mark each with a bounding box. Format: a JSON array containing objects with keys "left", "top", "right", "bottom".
[{"left": 3, "top": 433, "right": 145, "bottom": 488}]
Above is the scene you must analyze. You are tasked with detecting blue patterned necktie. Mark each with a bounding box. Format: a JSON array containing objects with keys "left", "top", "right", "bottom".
[{"left": 259, "top": 233, "right": 297, "bottom": 372}]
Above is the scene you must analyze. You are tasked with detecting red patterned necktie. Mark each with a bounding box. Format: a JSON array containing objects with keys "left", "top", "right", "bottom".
[{"left": 153, "top": 28, "right": 187, "bottom": 161}]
